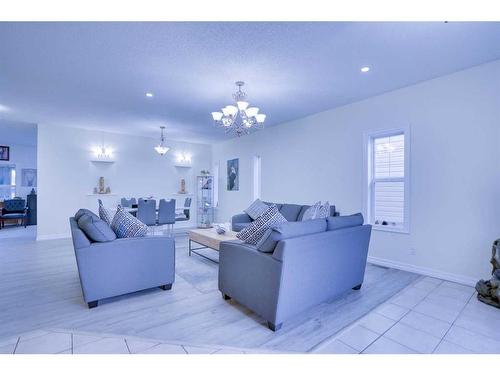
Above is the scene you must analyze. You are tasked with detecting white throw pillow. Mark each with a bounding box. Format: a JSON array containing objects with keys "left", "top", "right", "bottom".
[{"left": 301, "top": 201, "right": 321, "bottom": 221}]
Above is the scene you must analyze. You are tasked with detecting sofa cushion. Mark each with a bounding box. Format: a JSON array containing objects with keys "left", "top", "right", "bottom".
[
  {"left": 75, "top": 208, "right": 99, "bottom": 221},
  {"left": 236, "top": 204, "right": 287, "bottom": 245},
  {"left": 77, "top": 214, "right": 117, "bottom": 242},
  {"left": 111, "top": 206, "right": 148, "bottom": 238},
  {"left": 256, "top": 218, "right": 328, "bottom": 253},
  {"left": 327, "top": 213, "right": 364, "bottom": 231},
  {"left": 244, "top": 199, "right": 269, "bottom": 220},
  {"left": 278, "top": 204, "right": 303, "bottom": 222}
]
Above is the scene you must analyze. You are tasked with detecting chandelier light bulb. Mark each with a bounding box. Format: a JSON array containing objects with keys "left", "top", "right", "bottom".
[
  {"left": 237, "top": 101, "right": 249, "bottom": 111},
  {"left": 255, "top": 114, "right": 266, "bottom": 123},
  {"left": 225, "top": 105, "right": 238, "bottom": 116},
  {"left": 246, "top": 107, "right": 259, "bottom": 117},
  {"left": 212, "top": 112, "right": 223, "bottom": 121}
]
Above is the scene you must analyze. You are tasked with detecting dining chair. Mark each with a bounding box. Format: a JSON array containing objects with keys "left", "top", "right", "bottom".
[
  {"left": 175, "top": 197, "right": 192, "bottom": 222},
  {"left": 137, "top": 199, "right": 157, "bottom": 230},
  {"left": 120, "top": 197, "right": 137, "bottom": 207},
  {"left": 157, "top": 199, "right": 176, "bottom": 235}
]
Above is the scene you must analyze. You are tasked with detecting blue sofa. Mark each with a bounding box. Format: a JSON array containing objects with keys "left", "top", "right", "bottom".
[
  {"left": 231, "top": 201, "right": 338, "bottom": 232},
  {"left": 69, "top": 215, "right": 175, "bottom": 308},
  {"left": 219, "top": 214, "right": 371, "bottom": 331}
]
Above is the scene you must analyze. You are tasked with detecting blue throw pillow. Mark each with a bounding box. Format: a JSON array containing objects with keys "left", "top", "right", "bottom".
[
  {"left": 111, "top": 206, "right": 148, "bottom": 238},
  {"left": 256, "top": 218, "right": 327, "bottom": 253},
  {"left": 75, "top": 208, "right": 99, "bottom": 221},
  {"left": 327, "top": 213, "right": 364, "bottom": 231},
  {"left": 77, "top": 214, "right": 117, "bottom": 242}
]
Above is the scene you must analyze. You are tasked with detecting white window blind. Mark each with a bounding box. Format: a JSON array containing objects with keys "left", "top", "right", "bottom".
[
  {"left": 0, "top": 165, "right": 16, "bottom": 200},
  {"left": 368, "top": 131, "right": 408, "bottom": 231}
]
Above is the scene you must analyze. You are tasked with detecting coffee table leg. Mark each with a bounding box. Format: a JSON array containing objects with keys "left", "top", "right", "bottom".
[{"left": 188, "top": 239, "right": 191, "bottom": 256}]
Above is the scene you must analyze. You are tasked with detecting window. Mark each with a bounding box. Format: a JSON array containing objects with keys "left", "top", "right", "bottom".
[
  {"left": 252, "top": 155, "right": 261, "bottom": 201},
  {"left": 0, "top": 165, "right": 16, "bottom": 200},
  {"left": 365, "top": 129, "right": 410, "bottom": 233}
]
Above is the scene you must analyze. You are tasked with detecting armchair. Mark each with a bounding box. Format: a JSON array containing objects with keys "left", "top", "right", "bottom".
[{"left": 1, "top": 198, "right": 28, "bottom": 229}]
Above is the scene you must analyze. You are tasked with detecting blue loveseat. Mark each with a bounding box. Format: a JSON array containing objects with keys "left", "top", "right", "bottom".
[
  {"left": 219, "top": 213, "right": 371, "bottom": 331},
  {"left": 69, "top": 212, "right": 175, "bottom": 308}
]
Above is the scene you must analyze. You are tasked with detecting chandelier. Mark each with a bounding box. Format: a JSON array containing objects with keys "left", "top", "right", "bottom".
[
  {"left": 154, "top": 126, "right": 169, "bottom": 155},
  {"left": 211, "top": 81, "right": 266, "bottom": 136}
]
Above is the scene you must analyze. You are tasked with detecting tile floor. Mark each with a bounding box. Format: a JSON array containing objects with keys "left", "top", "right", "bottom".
[
  {"left": 312, "top": 276, "right": 500, "bottom": 354},
  {"left": 2, "top": 275, "right": 498, "bottom": 354},
  {"left": 0, "top": 329, "right": 282, "bottom": 354}
]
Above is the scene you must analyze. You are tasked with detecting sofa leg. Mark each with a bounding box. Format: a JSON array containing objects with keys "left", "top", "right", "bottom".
[
  {"left": 160, "top": 284, "right": 172, "bottom": 290},
  {"left": 267, "top": 322, "right": 282, "bottom": 332},
  {"left": 87, "top": 301, "right": 98, "bottom": 309},
  {"left": 222, "top": 293, "right": 231, "bottom": 300},
  {"left": 352, "top": 284, "right": 362, "bottom": 290}
]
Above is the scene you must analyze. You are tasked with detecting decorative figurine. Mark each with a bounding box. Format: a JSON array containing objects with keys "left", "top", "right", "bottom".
[
  {"left": 476, "top": 239, "right": 500, "bottom": 309},
  {"left": 179, "top": 178, "right": 186, "bottom": 194},
  {"left": 95, "top": 177, "right": 111, "bottom": 194}
]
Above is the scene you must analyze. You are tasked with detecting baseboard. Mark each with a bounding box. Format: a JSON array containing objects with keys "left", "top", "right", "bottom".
[
  {"left": 37, "top": 233, "right": 71, "bottom": 241},
  {"left": 367, "top": 255, "right": 477, "bottom": 287}
]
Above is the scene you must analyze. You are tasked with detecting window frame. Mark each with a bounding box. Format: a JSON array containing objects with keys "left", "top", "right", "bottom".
[
  {"left": 252, "top": 155, "right": 262, "bottom": 201},
  {"left": 363, "top": 127, "right": 410, "bottom": 234}
]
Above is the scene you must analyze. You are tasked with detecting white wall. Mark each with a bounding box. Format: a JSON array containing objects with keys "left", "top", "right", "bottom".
[
  {"left": 213, "top": 59, "right": 500, "bottom": 284},
  {"left": 0, "top": 122, "right": 37, "bottom": 199},
  {"left": 37, "top": 125, "right": 211, "bottom": 239}
]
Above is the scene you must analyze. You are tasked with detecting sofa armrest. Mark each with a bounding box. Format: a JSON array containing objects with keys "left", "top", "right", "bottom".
[{"left": 219, "top": 240, "right": 283, "bottom": 323}]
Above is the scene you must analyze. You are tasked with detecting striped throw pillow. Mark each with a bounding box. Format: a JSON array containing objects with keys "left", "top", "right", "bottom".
[
  {"left": 98, "top": 200, "right": 115, "bottom": 225},
  {"left": 316, "top": 201, "right": 331, "bottom": 219},
  {"left": 111, "top": 206, "right": 148, "bottom": 238},
  {"left": 237, "top": 204, "right": 287, "bottom": 245}
]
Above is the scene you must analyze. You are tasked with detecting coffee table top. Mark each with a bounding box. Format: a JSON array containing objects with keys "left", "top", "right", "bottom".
[{"left": 188, "top": 227, "right": 239, "bottom": 250}]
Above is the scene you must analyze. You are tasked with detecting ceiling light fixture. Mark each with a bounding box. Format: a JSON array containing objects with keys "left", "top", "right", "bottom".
[
  {"left": 146, "top": 92, "right": 154, "bottom": 98},
  {"left": 361, "top": 66, "right": 370, "bottom": 73},
  {"left": 211, "top": 81, "right": 266, "bottom": 137},
  {"left": 154, "top": 126, "right": 169, "bottom": 155}
]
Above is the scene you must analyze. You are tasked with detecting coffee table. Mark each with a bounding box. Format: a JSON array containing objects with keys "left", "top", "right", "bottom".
[{"left": 188, "top": 228, "right": 238, "bottom": 263}]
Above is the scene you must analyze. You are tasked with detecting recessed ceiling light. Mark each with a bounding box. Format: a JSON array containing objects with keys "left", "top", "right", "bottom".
[
  {"left": 361, "top": 66, "right": 370, "bottom": 73},
  {"left": 146, "top": 92, "right": 154, "bottom": 98}
]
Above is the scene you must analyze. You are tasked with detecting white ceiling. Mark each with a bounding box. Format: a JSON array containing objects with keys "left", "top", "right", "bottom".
[{"left": 1, "top": 22, "right": 500, "bottom": 143}]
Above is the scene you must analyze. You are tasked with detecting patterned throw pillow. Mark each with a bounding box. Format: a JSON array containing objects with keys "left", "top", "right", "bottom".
[
  {"left": 301, "top": 201, "right": 321, "bottom": 221},
  {"left": 316, "top": 201, "right": 331, "bottom": 219},
  {"left": 98, "top": 200, "right": 115, "bottom": 225},
  {"left": 244, "top": 198, "right": 269, "bottom": 220},
  {"left": 237, "top": 204, "right": 287, "bottom": 245},
  {"left": 111, "top": 206, "right": 148, "bottom": 238}
]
